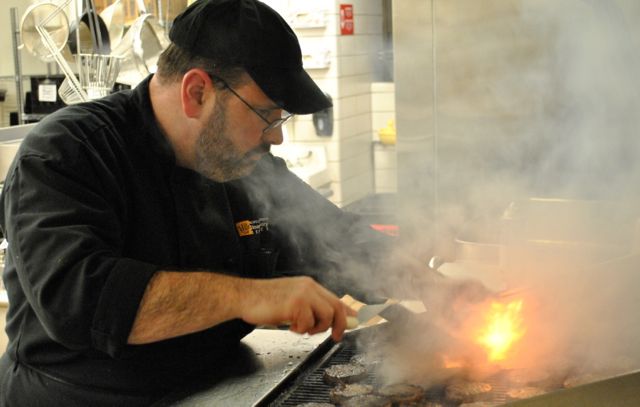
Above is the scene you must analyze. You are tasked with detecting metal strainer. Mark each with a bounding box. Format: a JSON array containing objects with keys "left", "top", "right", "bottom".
[{"left": 20, "top": 2, "right": 69, "bottom": 62}]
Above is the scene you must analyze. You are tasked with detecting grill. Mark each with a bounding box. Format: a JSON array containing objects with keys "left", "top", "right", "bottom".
[
  {"left": 256, "top": 322, "right": 529, "bottom": 407},
  {"left": 253, "top": 318, "right": 640, "bottom": 407},
  {"left": 257, "top": 323, "right": 388, "bottom": 406},
  {"left": 266, "top": 333, "right": 367, "bottom": 405},
  {"left": 251, "top": 249, "right": 640, "bottom": 407}
]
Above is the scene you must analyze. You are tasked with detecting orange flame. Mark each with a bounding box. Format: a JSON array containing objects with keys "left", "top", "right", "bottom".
[
  {"left": 442, "top": 354, "right": 465, "bottom": 369},
  {"left": 475, "top": 300, "right": 526, "bottom": 362}
]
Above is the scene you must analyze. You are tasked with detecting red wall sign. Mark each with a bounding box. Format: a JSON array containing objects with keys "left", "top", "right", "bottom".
[{"left": 340, "top": 4, "right": 354, "bottom": 35}]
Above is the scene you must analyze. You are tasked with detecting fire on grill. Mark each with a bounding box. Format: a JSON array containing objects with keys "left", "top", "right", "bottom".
[
  {"left": 264, "top": 206, "right": 640, "bottom": 407},
  {"left": 440, "top": 296, "right": 528, "bottom": 371},
  {"left": 333, "top": 293, "right": 557, "bottom": 406},
  {"left": 264, "top": 270, "right": 640, "bottom": 407}
]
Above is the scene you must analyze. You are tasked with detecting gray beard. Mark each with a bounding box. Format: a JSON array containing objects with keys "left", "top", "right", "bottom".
[{"left": 194, "top": 100, "right": 258, "bottom": 182}]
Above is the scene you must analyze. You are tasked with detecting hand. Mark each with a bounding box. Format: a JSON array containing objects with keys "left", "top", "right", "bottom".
[{"left": 241, "top": 276, "right": 357, "bottom": 341}]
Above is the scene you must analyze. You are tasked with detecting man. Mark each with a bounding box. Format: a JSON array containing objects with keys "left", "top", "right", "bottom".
[{"left": 0, "top": 0, "right": 483, "bottom": 405}]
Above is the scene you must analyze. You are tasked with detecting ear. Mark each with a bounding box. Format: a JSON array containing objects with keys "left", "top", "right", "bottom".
[{"left": 181, "top": 69, "right": 215, "bottom": 119}]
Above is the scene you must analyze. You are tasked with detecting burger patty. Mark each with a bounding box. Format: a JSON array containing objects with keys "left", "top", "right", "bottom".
[
  {"left": 350, "top": 353, "right": 383, "bottom": 368},
  {"left": 329, "top": 383, "right": 374, "bottom": 404},
  {"left": 323, "top": 363, "right": 368, "bottom": 385},
  {"left": 445, "top": 381, "right": 492, "bottom": 403},
  {"left": 339, "top": 394, "right": 392, "bottom": 407},
  {"left": 377, "top": 383, "right": 424, "bottom": 403}
]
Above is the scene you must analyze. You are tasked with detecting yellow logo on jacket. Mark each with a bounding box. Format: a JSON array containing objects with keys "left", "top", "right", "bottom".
[{"left": 235, "top": 218, "right": 269, "bottom": 237}]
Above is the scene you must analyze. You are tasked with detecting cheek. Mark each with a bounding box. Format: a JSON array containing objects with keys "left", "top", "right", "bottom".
[
  {"left": 227, "top": 120, "right": 264, "bottom": 152},
  {"left": 219, "top": 98, "right": 264, "bottom": 151}
]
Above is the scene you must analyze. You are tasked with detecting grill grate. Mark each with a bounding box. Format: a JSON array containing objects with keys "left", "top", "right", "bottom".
[
  {"left": 270, "top": 336, "right": 365, "bottom": 406},
  {"left": 260, "top": 324, "right": 546, "bottom": 407},
  {"left": 263, "top": 329, "right": 459, "bottom": 406}
]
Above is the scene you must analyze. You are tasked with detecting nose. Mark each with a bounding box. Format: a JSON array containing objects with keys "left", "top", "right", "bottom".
[{"left": 263, "top": 126, "right": 284, "bottom": 145}]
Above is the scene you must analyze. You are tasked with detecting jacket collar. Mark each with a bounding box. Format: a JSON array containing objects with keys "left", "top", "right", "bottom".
[{"left": 131, "top": 74, "right": 177, "bottom": 170}]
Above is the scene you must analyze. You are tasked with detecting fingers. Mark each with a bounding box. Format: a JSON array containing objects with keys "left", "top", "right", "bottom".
[
  {"left": 327, "top": 301, "right": 347, "bottom": 342},
  {"left": 289, "top": 306, "right": 315, "bottom": 334},
  {"left": 286, "top": 279, "right": 355, "bottom": 341},
  {"left": 244, "top": 276, "right": 357, "bottom": 340}
]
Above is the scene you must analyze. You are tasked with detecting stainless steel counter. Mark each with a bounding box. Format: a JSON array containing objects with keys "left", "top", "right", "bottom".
[{"left": 164, "top": 329, "right": 331, "bottom": 406}]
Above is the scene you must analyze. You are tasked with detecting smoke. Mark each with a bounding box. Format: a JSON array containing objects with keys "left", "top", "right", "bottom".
[
  {"left": 476, "top": 0, "right": 640, "bottom": 381},
  {"left": 248, "top": 0, "right": 640, "bottom": 392},
  {"left": 519, "top": 0, "right": 640, "bottom": 199},
  {"left": 351, "top": 0, "right": 640, "bottom": 389}
]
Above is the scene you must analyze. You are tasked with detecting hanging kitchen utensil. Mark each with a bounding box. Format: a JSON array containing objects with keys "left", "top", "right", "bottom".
[
  {"left": 25, "top": 0, "right": 89, "bottom": 104},
  {"left": 76, "top": 53, "right": 122, "bottom": 99},
  {"left": 20, "top": 2, "right": 70, "bottom": 62},
  {"left": 99, "top": 0, "right": 125, "bottom": 49},
  {"left": 67, "top": 0, "right": 111, "bottom": 55},
  {"left": 58, "top": 77, "right": 84, "bottom": 105},
  {"left": 112, "top": 13, "right": 170, "bottom": 85}
]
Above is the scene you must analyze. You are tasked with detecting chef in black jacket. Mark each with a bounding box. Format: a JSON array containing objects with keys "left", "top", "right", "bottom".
[{"left": 0, "top": 0, "right": 484, "bottom": 405}]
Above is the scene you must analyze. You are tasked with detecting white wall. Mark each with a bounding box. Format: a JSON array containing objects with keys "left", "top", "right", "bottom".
[
  {"left": 265, "top": 0, "right": 385, "bottom": 207},
  {"left": 371, "top": 82, "right": 396, "bottom": 194}
]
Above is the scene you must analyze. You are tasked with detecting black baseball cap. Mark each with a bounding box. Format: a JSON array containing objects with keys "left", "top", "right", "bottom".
[{"left": 169, "top": 0, "right": 332, "bottom": 115}]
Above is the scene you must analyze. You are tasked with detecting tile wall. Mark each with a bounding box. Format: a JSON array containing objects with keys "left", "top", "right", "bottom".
[
  {"left": 267, "top": 0, "right": 386, "bottom": 207},
  {"left": 371, "top": 82, "right": 396, "bottom": 194}
]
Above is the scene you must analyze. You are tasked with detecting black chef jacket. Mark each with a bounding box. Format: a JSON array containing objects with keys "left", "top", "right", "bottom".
[{"left": 0, "top": 76, "right": 390, "bottom": 406}]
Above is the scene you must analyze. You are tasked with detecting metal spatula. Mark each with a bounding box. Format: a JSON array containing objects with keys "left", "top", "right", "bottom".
[{"left": 346, "top": 302, "right": 416, "bottom": 328}]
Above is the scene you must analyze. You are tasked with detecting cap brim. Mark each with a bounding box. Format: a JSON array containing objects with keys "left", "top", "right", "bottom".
[{"left": 247, "top": 67, "right": 332, "bottom": 115}]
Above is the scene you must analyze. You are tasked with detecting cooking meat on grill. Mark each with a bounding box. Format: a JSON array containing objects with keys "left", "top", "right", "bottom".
[
  {"left": 323, "top": 363, "right": 368, "bottom": 385},
  {"left": 350, "top": 352, "right": 383, "bottom": 367},
  {"left": 506, "top": 386, "right": 546, "bottom": 399},
  {"left": 444, "top": 380, "right": 492, "bottom": 403},
  {"left": 339, "top": 394, "right": 392, "bottom": 407},
  {"left": 329, "top": 383, "right": 374, "bottom": 403},
  {"left": 377, "top": 383, "right": 424, "bottom": 403}
]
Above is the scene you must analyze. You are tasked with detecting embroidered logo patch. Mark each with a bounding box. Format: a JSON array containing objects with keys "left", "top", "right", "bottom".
[
  {"left": 235, "top": 218, "right": 269, "bottom": 237},
  {"left": 235, "top": 220, "right": 254, "bottom": 236}
]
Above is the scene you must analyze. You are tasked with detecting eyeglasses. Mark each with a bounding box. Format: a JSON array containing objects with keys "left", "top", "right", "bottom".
[{"left": 208, "top": 73, "right": 294, "bottom": 134}]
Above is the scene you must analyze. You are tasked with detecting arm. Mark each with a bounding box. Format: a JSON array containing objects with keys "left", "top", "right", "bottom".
[{"left": 128, "top": 271, "right": 354, "bottom": 344}]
